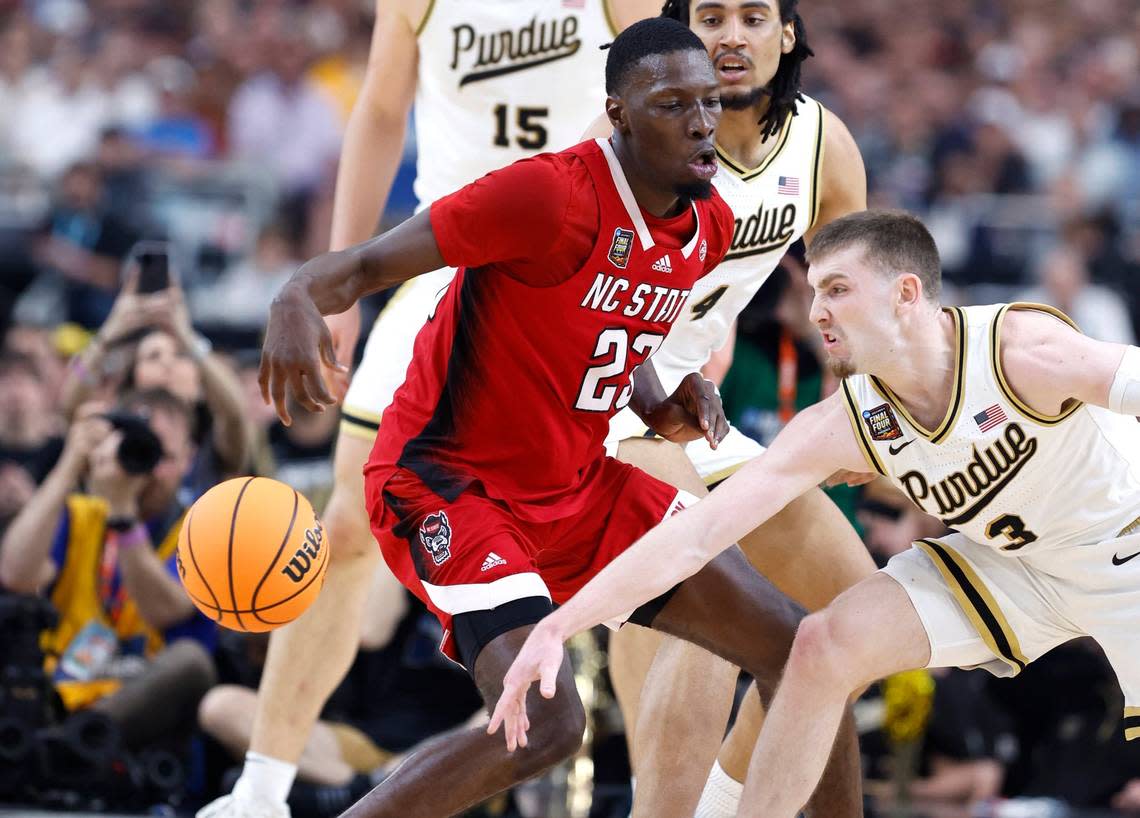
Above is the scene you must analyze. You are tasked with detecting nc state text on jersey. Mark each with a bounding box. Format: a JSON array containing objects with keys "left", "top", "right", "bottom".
[
  {"left": 580, "top": 273, "right": 691, "bottom": 323},
  {"left": 451, "top": 15, "right": 581, "bottom": 86}
]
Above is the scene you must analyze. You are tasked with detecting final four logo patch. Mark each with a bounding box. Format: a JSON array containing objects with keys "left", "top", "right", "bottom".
[
  {"left": 608, "top": 227, "right": 634, "bottom": 269},
  {"left": 863, "top": 403, "right": 903, "bottom": 441}
]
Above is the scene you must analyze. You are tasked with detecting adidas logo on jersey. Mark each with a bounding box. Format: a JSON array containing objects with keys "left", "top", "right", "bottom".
[
  {"left": 651, "top": 254, "right": 673, "bottom": 274},
  {"left": 481, "top": 552, "right": 507, "bottom": 572}
]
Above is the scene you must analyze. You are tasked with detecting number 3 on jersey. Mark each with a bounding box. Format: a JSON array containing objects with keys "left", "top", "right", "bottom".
[
  {"left": 576, "top": 328, "right": 664, "bottom": 412},
  {"left": 493, "top": 104, "right": 548, "bottom": 149}
]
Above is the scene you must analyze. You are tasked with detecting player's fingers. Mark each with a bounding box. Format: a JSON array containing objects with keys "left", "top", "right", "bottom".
[
  {"left": 258, "top": 353, "right": 272, "bottom": 405},
  {"left": 302, "top": 369, "right": 335, "bottom": 409},
  {"left": 539, "top": 658, "right": 559, "bottom": 699},
  {"left": 319, "top": 331, "right": 349, "bottom": 374},
  {"left": 270, "top": 367, "right": 291, "bottom": 426}
]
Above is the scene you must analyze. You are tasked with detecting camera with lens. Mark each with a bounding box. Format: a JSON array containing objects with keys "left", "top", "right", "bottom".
[{"left": 103, "top": 410, "right": 164, "bottom": 475}]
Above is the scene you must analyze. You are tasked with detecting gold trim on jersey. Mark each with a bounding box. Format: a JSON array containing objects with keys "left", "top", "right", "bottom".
[
  {"left": 869, "top": 307, "right": 966, "bottom": 444},
  {"left": 703, "top": 461, "right": 749, "bottom": 487},
  {"left": 915, "top": 538, "right": 1028, "bottom": 676},
  {"left": 808, "top": 100, "right": 825, "bottom": 230},
  {"left": 990, "top": 302, "right": 1084, "bottom": 426},
  {"left": 1125, "top": 707, "right": 1140, "bottom": 741},
  {"left": 602, "top": 0, "right": 619, "bottom": 37},
  {"left": 715, "top": 112, "right": 794, "bottom": 181},
  {"left": 341, "top": 406, "right": 382, "bottom": 441},
  {"left": 840, "top": 380, "right": 886, "bottom": 476},
  {"left": 414, "top": 0, "right": 437, "bottom": 36}
]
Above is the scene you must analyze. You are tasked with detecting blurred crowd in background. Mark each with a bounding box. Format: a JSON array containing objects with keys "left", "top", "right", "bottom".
[{"left": 0, "top": 0, "right": 1138, "bottom": 816}]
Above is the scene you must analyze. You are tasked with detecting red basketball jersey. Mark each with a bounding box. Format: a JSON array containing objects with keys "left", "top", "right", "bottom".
[{"left": 367, "top": 139, "right": 733, "bottom": 522}]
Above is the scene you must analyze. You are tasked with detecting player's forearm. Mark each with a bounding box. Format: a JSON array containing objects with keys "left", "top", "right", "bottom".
[
  {"left": 290, "top": 210, "right": 444, "bottom": 317},
  {"left": 328, "top": 104, "right": 409, "bottom": 251}
]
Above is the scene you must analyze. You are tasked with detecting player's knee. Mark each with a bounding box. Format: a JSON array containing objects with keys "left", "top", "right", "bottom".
[
  {"left": 518, "top": 691, "right": 586, "bottom": 773},
  {"left": 197, "top": 685, "right": 249, "bottom": 737},
  {"left": 321, "top": 490, "right": 377, "bottom": 564},
  {"left": 788, "top": 610, "right": 851, "bottom": 687}
]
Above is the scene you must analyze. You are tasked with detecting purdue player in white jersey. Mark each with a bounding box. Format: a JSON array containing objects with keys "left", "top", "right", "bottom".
[
  {"left": 595, "top": 2, "right": 874, "bottom": 815},
  {"left": 490, "top": 210, "right": 1140, "bottom": 818},
  {"left": 197, "top": 3, "right": 661, "bottom": 817}
]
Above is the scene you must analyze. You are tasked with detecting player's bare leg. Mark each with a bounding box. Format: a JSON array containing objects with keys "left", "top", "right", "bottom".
[
  {"left": 613, "top": 437, "right": 874, "bottom": 816},
  {"left": 739, "top": 573, "right": 930, "bottom": 818},
  {"left": 610, "top": 439, "right": 734, "bottom": 783},
  {"left": 689, "top": 486, "right": 877, "bottom": 815},
  {"left": 646, "top": 545, "right": 864, "bottom": 818},
  {"left": 342, "top": 625, "right": 586, "bottom": 818},
  {"left": 196, "top": 432, "right": 399, "bottom": 817},
  {"left": 247, "top": 433, "right": 382, "bottom": 762}
]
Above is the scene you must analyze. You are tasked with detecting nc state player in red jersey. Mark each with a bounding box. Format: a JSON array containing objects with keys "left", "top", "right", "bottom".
[{"left": 259, "top": 18, "right": 860, "bottom": 818}]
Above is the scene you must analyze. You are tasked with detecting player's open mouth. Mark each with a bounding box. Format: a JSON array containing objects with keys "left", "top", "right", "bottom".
[
  {"left": 716, "top": 54, "right": 751, "bottom": 83},
  {"left": 689, "top": 148, "right": 718, "bottom": 180},
  {"left": 821, "top": 330, "right": 839, "bottom": 348}
]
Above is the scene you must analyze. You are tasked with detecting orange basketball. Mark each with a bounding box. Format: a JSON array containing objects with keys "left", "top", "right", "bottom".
[{"left": 176, "top": 477, "right": 328, "bottom": 632}]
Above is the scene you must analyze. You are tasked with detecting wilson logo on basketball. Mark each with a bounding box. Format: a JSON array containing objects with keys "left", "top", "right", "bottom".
[{"left": 280, "top": 522, "right": 325, "bottom": 583}]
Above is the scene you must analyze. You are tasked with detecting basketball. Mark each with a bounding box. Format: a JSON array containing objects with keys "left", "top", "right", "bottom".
[{"left": 176, "top": 477, "right": 328, "bottom": 632}]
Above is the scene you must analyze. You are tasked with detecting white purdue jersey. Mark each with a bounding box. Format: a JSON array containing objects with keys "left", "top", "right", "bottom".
[
  {"left": 842, "top": 303, "right": 1140, "bottom": 553},
  {"left": 412, "top": 0, "right": 615, "bottom": 209},
  {"left": 650, "top": 95, "right": 826, "bottom": 392}
]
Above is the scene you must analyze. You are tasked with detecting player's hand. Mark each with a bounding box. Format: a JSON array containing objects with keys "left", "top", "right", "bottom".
[
  {"left": 487, "top": 623, "right": 565, "bottom": 752},
  {"left": 644, "top": 372, "right": 729, "bottom": 448},
  {"left": 322, "top": 305, "right": 361, "bottom": 403},
  {"left": 259, "top": 284, "right": 347, "bottom": 426}
]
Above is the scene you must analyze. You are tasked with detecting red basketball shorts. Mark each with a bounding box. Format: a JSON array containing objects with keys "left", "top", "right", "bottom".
[{"left": 366, "top": 456, "right": 690, "bottom": 663}]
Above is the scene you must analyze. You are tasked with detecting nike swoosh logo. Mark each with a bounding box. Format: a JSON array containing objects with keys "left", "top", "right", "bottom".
[
  {"left": 1112, "top": 550, "right": 1140, "bottom": 566},
  {"left": 888, "top": 439, "right": 915, "bottom": 456}
]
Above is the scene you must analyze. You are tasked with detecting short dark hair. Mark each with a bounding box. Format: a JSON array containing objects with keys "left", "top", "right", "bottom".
[
  {"left": 605, "top": 17, "right": 708, "bottom": 95},
  {"left": 807, "top": 210, "right": 942, "bottom": 301},
  {"left": 661, "top": 0, "right": 813, "bottom": 139}
]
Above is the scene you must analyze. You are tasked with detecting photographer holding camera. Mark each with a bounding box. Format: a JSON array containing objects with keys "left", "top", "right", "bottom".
[
  {"left": 62, "top": 243, "right": 252, "bottom": 497},
  {"left": 0, "top": 387, "right": 216, "bottom": 749}
]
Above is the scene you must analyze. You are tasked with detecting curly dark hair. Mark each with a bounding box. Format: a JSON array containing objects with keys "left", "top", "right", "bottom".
[{"left": 660, "top": 0, "right": 814, "bottom": 139}]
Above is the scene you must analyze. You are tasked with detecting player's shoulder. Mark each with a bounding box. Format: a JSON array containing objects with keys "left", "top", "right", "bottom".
[
  {"left": 1000, "top": 302, "right": 1082, "bottom": 349},
  {"left": 817, "top": 103, "right": 863, "bottom": 178}
]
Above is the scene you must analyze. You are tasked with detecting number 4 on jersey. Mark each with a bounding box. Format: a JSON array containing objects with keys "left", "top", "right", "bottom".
[{"left": 690, "top": 285, "right": 728, "bottom": 320}]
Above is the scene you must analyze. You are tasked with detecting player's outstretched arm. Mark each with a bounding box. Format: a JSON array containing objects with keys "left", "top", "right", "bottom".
[
  {"left": 999, "top": 309, "right": 1139, "bottom": 417},
  {"left": 259, "top": 210, "right": 445, "bottom": 424},
  {"left": 488, "top": 392, "right": 868, "bottom": 749}
]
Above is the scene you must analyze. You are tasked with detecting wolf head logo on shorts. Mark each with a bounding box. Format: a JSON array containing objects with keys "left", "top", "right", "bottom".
[{"left": 419, "top": 511, "right": 453, "bottom": 566}]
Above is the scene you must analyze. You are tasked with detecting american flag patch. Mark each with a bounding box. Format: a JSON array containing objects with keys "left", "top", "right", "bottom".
[
  {"left": 974, "top": 404, "right": 1007, "bottom": 432},
  {"left": 777, "top": 176, "right": 800, "bottom": 195}
]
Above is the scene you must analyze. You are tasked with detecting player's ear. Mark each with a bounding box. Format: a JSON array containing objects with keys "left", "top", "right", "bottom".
[
  {"left": 606, "top": 96, "right": 628, "bottom": 134},
  {"left": 896, "top": 274, "right": 922, "bottom": 309},
  {"left": 781, "top": 20, "right": 795, "bottom": 54}
]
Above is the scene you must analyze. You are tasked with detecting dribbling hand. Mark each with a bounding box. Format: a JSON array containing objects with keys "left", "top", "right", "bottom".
[
  {"left": 644, "top": 372, "right": 729, "bottom": 449},
  {"left": 259, "top": 285, "right": 347, "bottom": 426},
  {"left": 487, "top": 623, "right": 565, "bottom": 752}
]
